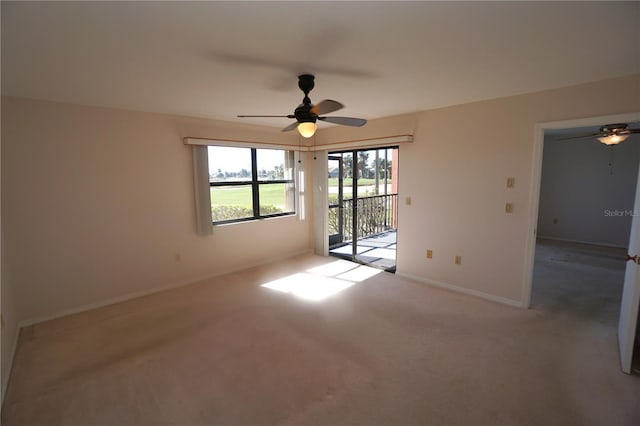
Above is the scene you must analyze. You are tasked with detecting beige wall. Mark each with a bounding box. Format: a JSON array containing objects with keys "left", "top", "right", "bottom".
[
  {"left": 1, "top": 97, "right": 313, "bottom": 324},
  {"left": 318, "top": 74, "right": 640, "bottom": 304}
]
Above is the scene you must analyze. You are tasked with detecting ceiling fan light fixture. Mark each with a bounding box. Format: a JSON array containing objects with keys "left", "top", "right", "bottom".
[
  {"left": 298, "top": 121, "right": 317, "bottom": 138},
  {"left": 597, "top": 133, "right": 629, "bottom": 145}
]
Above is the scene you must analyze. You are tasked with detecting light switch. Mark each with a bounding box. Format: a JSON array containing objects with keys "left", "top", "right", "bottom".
[
  {"left": 405, "top": 196, "right": 412, "bottom": 205},
  {"left": 426, "top": 250, "right": 433, "bottom": 259},
  {"left": 455, "top": 256, "right": 462, "bottom": 265},
  {"left": 505, "top": 203, "right": 513, "bottom": 214},
  {"left": 506, "top": 177, "right": 515, "bottom": 188}
]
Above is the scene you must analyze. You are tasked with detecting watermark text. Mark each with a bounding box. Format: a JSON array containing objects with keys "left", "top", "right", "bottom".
[{"left": 604, "top": 209, "right": 639, "bottom": 217}]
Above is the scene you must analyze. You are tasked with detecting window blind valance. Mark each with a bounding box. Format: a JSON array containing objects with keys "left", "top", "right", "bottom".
[
  {"left": 184, "top": 137, "right": 306, "bottom": 151},
  {"left": 183, "top": 134, "right": 413, "bottom": 151}
]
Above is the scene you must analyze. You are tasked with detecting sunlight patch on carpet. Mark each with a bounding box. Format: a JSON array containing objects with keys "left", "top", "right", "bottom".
[{"left": 261, "top": 260, "right": 382, "bottom": 301}]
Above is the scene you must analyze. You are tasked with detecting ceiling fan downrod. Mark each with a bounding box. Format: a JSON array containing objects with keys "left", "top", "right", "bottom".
[{"left": 295, "top": 74, "right": 316, "bottom": 123}]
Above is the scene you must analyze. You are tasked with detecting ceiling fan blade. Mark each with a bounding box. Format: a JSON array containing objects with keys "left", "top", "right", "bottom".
[
  {"left": 311, "top": 100, "right": 344, "bottom": 116},
  {"left": 238, "top": 115, "right": 295, "bottom": 118},
  {"left": 281, "top": 122, "right": 299, "bottom": 132},
  {"left": 318, "top": 116, "right": 367, "bottom": 127},
  {"left": 556, "top": 132, "right": 601, "bottom": 141}
]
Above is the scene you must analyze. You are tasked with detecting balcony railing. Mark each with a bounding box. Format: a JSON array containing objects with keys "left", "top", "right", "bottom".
[{"left": 329, "top": 193, "right": 398, "bottom": 245}]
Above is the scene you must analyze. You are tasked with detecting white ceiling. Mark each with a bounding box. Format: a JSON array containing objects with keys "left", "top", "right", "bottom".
[{"left": 2, "top": 1, "right": 639, "bottom": 130}]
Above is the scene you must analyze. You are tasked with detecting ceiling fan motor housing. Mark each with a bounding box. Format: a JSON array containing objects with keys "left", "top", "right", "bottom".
[
  {"left": 601, "top": 123, "right": 628, "bottom": 135},
  {"left": 294, "top": 104, "right": 316, "bottom": 124}
]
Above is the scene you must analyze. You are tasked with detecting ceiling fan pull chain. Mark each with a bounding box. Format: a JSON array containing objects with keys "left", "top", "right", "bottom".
[
  {"left": 609, "top": 145, "right": 615, "bottom": 175},
  {"left": 313, "top": 133, "right": 317, "bottom": 160}
]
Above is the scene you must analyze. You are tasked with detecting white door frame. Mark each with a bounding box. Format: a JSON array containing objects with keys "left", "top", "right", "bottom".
[{"left": 522, "top": 112, "right": 640, "bottom": 308}]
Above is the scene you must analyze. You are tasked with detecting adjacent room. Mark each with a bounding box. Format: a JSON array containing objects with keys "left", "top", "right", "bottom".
[
  {"left": 1, "top": 2, "right": 639, "bottom": 425},
  {"left": 533, "top": 126, "right": 640, "bottom": 318},
  {"left": 531, "top": 126, "right": 640, "bottom": 380}
]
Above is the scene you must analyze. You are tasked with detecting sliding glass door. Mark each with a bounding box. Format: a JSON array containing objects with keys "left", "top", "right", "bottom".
[{"left": 328, "top": 147, "right": 398, "bottom": 271}]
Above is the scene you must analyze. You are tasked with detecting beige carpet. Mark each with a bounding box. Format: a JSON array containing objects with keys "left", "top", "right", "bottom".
[{"left": 3, "top": 245, "right": 639, "bottom": 425}]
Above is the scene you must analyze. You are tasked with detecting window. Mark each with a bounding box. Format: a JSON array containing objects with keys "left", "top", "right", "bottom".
[{"left": 208, "top": 146, "right": 295, "bottom": 224}]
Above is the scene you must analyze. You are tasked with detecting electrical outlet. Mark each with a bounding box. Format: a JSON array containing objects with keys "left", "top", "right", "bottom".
[
  {"left": 506, "top": 177, "right": 515, "bottom": 188},
  {"left": 405, "top": 196, "right": 412, "bottom": 206},
  {"left": 455, "top": 255, "right": 462, "bottom": 265},
  {"left": 505, "top": 203, "right": 513, "bottom": 214},
  {"left": 426, "top": 250, "right": 433, "bottom": 259}
]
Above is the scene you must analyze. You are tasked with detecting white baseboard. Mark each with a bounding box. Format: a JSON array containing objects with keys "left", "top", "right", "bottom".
[
  {"left": 396, "top": 272, "right": 523, "bottom": 308},
  {"left": 536, "top": 236, "right": 625, "bottom": 249},
  {"left": 19, "top": 248, "right": 313, "bottom": 328}
]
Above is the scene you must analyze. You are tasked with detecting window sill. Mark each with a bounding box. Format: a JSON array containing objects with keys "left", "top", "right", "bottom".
[{"left": 213, "top": 212, "right": 296, "bottom": 227}]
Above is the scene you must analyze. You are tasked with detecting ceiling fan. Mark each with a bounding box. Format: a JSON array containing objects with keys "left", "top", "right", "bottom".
[
  {"left": 237, "top": 74, "right": 367, "bottom": 138},
  {"left": 558, "top": 123, "right": 640, "bottom": 145}
]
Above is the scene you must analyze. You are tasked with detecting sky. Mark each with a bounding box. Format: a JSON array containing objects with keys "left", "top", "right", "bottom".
[{"left": 208, "top": 146, "right": 287, "bottom": 174}]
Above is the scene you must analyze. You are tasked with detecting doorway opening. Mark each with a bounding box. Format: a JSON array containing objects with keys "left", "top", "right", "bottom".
[
  {"left": 528, "top": 117, "right": 640, "bottom": 374},
  {"left": 327, "top": 147, "right": 399, "bottom": 272}
]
